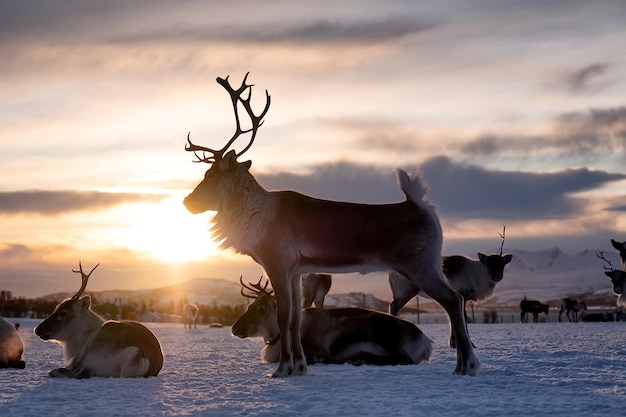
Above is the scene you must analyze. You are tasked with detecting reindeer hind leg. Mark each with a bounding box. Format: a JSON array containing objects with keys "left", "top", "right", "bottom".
[{"left": 407, "top": 267, "right": 480, "bottom": 376}]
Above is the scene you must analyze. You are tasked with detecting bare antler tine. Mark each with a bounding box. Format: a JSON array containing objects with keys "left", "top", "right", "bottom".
[
  {"left": 498, "top": 225, "right": 506, "bottom": 256},
  {"left": 70, "top": 261, "right": 100, "bottom": 300},
  {"left": 596, "top": 251, "right": 615, "bottom": 271},
  {"left": 239, "top": 275, "right": 273, "bottom": 298},
  {"left": 186, "top": 73, "right": 271, "bottom": 163}
]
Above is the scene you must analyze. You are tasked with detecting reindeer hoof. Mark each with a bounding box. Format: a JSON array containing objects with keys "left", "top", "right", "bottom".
[
  {"left": 49, "top": 368, "right": 72, "bottom": 378},
  {"left": 271, "top": 363, "right": 294, "bottom": 377}
]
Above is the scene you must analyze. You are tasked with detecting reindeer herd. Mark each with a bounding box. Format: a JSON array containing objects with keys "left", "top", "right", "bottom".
[{"left": 2, "top": 74, "right": 624, "bottom": 379}]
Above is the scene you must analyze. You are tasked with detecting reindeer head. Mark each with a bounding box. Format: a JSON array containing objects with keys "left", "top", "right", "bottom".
[
  {"left": 231, "top": 276, "right": 278, "bottom": 341},
  {"left": 183, "top": 73, "right": 271, "bottom": 215},
  {"left": 34, "top": 262, "right": 99, "bottom": 342},
  {"left": 478, "top": 253, "right": 513, "bottom": 282},
  {"left": 478, "top": 225, "right": 512, "bottom": 282},
  {"left": 597, "top": 251, "right": 626, "bottom": 296}
]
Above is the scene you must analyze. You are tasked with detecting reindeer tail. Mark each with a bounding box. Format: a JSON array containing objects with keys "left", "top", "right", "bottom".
[{"left": 396, "top": 169, "right": 429, "bottom": 204}]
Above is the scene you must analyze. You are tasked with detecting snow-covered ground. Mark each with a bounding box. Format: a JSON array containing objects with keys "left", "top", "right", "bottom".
[{"left": 1, "top": 318, "right": 624, "bottom": 417}]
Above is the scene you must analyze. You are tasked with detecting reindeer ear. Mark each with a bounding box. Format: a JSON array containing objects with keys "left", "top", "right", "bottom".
[
  {"left": 605, "top": 271, "right": 614, "bottom": 278},
  {"left": 242, "top": 160, "right": 252, "bottom": 170},
  {"left": 611, "top": 239, "right": 624, "bottom": 251},
  {"left": 78, "top": 295, "right": 92, "bottom": 311},
  {"left": 503, "top": 254, "right": 513, "bottom": 264},
  {"left": 478, "top": 253, "right": 487, "bottom": 264}
]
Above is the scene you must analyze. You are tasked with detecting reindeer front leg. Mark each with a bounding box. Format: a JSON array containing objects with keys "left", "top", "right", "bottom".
[
  {"left": 268, "top": 270, "right": 296, "bottom": 377},
  {"left": 290, "top": 274, "right": 307, "bottom": 375}
]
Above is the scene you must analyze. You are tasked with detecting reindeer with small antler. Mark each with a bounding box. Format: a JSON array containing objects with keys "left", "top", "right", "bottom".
[
  {"left": 389, "top": 226, "right": 513, "bottom": 338},
  {"left": 597, "top": 251, "right": 626, "bottom": 307},
  {"left": 183, "top": 73, "right": 478, "bottom": 376},
  {"left": 35, "top": 262, "right": 164, "bottom": 378},
  {"left": 232, "top": 277, "right": 433, "bottom": 366}
]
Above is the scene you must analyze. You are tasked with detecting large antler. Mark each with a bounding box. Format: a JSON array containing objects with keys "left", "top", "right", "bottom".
[
  {"left": 70, "top": 261, "right": 100, "bottom": 300},
  {"left": 596, "top": 251, "right": 615, "bottom": 272},
  {"left": 239, "top": 276, "right": 273, "bottom": 299},
  {"left": 186, "top": 72, "right": 271, "bottom": 163}
]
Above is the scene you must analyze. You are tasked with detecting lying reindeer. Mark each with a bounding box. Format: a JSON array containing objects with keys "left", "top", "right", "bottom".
[
  {"left": 184, "top": 74, "right": 478, "bottom": 376},
  {"left": 597, "top": 251, "right": 626, "bottom": 307},
  {"left": 301, "top": 273, "right": 332, "bottom": 309},
  {"left": 558, "top": 298, "right": 587, "bottom": 322},
  {"left": 520, "top": 298, "right": 549, "bottom": 323},
  {"left": 183, "top": 303, "right": 199, "bottom": 329},
  {"left": 0, "top": 316, "right": 25, "bottom": 369},
  {"left": 232, "top": 277, "right": 433, "bottom": 366},
  {"left": 34, "top": 262, "right": 164, "bottom": 378}
]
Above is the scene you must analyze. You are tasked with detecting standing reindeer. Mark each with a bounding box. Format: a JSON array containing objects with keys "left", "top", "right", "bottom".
[
  {"left": 389, "top": 227, "right": 512, "bottom": 324},
  {"left": 597, "top": 251, "right": 626, "bottom": 307},
  {"left": 0, "top": 316, "right": 25, "bottom": 369},
  {"left": 232, "top": 277, "right": 433, "bottom": 366},
  {"left": 519, "top": 298, "right": 549, "bottom": 323},
  {"left": 34, "top": 262, "right": 164, "bottom": 378},
  {"left": 183, "top": 74, "right": 479, "bottom": 376},
  {"left": 183, "top": 303, "right": 199, "bottom": 328},
  {"left": 558, "top": 298, "right": 587, "bottom": 322},
  {"left": 301, "top": 273, "right": 332, "bottom": 309}
]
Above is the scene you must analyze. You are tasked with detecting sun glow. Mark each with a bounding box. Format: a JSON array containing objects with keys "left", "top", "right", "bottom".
[{"left": 110, "top": 196, "right": 220, "bottom": 263}]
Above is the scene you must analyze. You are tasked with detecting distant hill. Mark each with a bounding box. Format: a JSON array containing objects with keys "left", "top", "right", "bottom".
[{"left": 37, "top": 247, "right": 622, "bottom": 311}]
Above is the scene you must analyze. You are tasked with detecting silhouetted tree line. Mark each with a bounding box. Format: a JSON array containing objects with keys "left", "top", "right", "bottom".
[{"left": 0, "top": 291, "right": 246, "bottom": 325}]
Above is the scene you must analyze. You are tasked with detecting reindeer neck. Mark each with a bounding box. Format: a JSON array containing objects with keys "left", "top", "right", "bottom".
[
  {"left": 212, "top": 172, "right": 275, "bottom": 252},
  {"left": 63, "top": 310, "right": 105, "bottom": 363},
  {"left": 261, "top": 335, "right": 281, "bottom": 363}
]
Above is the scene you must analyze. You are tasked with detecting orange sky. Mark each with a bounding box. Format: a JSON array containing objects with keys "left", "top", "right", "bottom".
[{"left": 1, "top": 1, "right": 625, "bottom": 297}]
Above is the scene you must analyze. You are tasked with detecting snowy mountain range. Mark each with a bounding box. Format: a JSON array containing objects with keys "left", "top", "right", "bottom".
[{"left": 41, "top": 247, "right": 622, "bottom": 311}]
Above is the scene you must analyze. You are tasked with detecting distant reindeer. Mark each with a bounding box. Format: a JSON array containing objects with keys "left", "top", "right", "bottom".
[
  {"left": 558, "top": 298, "right": 587, "bottom": 322},
  {"left": 519, "top": 298, "right": 549, "bottom": 323},
  {"left": 232, "top": 277, "right": 433, "bottom": 366},
  {"left": 389, "top": 227, "right": 513, "bottom": 325},
  {"left": 184, "top": 73, "right": 478, "bottom": 376},
  {"left": 0, "top": 316, "right": 25, "bottom": 369},
  {"left": 581, "top": 312, "right": 614, "bottom": 322},
  {"left": 34, "top": 262, "right": 164, "bottom": 378},
  {"left": 301, "top": 273, "right": 332, "bottom": 309},
  {"left": 610, "top": 239, "right": 626, "bottom": 269},
  {"left": 183, "top": 303, "right": 199, "bottom": 329},
  {"left": 597, "top": 251, "right": 626, "bottom": 307}
]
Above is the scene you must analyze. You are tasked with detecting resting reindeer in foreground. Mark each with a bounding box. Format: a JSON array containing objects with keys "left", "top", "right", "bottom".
[
  {"left": 0, "top": 316, "right": 25, "bottom": 369},
  {"left": 232, "top": 278, "right": 433, "bottom": 366},
  {"left": 558, "top": 298, "right": 587, "bottom": 322},
  {"left": 301, "top": 273, "right": 332, "bottom": 309},
  {"left": 597, "top": 251, "right": 626, "bottom": 307},
  {"left": 184, "top": 74, "right": 478, "bottom": 376},
  {"left": 34, "top": 262, "right": 164, "bottom": 378},
  {"left": 520, "top": 298, "right": 549, "bottom": 323},
  {"left": 183, "top": 303, "right": 199, "bottom": 328}
]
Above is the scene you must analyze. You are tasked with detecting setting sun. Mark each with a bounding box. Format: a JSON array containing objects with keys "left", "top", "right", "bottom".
[{"left": 109, "top": 196, "right": 219, "bottom": 263}]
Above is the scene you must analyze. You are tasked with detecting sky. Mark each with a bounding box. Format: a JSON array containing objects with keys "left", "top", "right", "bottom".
[{"left": 1, "top": 0, "right": 626, "bottom": 298}]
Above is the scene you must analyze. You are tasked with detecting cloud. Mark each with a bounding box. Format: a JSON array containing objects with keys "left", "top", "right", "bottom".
[
  {"left": 0, "top": 190, "right": 166, "bottom": 215},
  {"left": 258, "top": 157, "right": 626, "bottom": 220},
  {"left": 420, "top": 156, "right": 626, "bottom": 219},
  {"left": 565, "top": 62, "right": 609, "bottom": 93},
  {"left": 460, "top": 106, "right": 626, "bottom": 157},
  {"left": 110, "top": 17, "right": 435, "bottom": 46}
]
